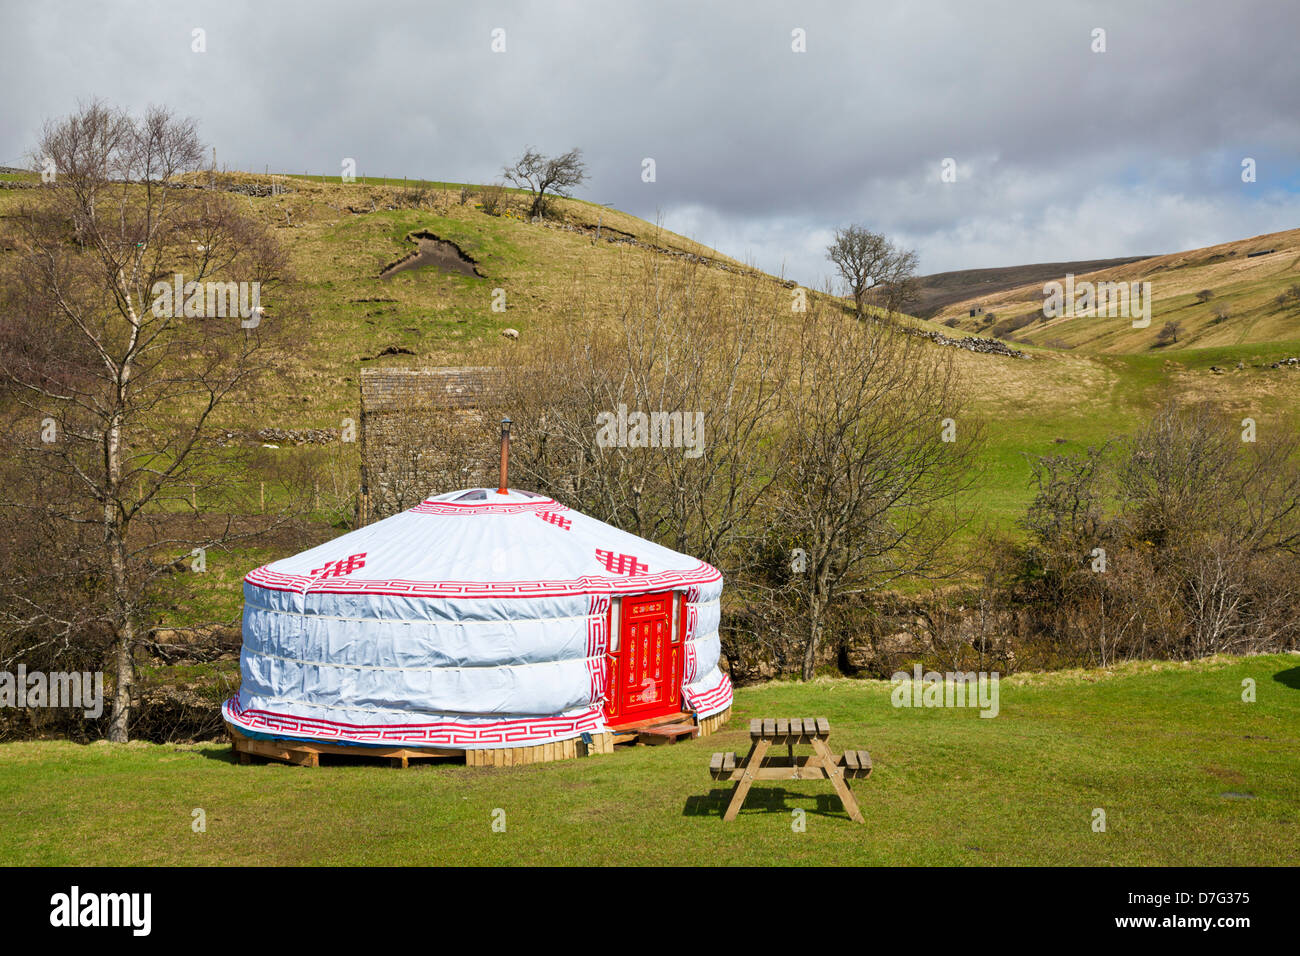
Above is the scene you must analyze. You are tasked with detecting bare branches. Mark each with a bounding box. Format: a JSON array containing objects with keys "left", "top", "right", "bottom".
[
  {"left": 502, "top": 147, "right": 588, "bottom": 220},
  {"left": 826, "top": 225, "right": 919, "bottom": 319},
  {"left": 490, "top": 253, "right": 982, "bottom": 681},
  {"left": 1016, "top": 402, "right": 1300, "bottom": 662},
  {"left": 0, "top": 102, "right": 294, "bottom": 742},
  {"left": 776, "top": 310, "right": 982, "bottom": 677}
]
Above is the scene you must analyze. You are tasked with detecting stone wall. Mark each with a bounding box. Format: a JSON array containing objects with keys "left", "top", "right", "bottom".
[{"left": 357, "top": 367, "right": 503, "bottom": 524}]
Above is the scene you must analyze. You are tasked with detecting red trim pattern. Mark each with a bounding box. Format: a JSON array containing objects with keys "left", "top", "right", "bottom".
[
  {"left": 409, "top": 500, "right": 566, "bottom": 516},
  {"left": 222, "top": 697, "right": 605, "bottom": 747},
  {"left": 585, "top": 594, "right": 611, "bottom": 704},
  {"left": 683, "top": 671, "right": 733, "bottom": 716},
  {"left": 682, "top": 585, "right": 701, "bottom": 683},
  {"left": 594, "top": 549, "right": 650, "bottom": 575},
  {"left": 537, "top": 511, "right": 572, "bottom": 530},
  {"left": 244, "top": 560, "right": 721, "bottom": 600}
]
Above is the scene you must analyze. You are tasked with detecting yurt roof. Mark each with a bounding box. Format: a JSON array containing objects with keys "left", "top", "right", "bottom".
[{"left": 245, "top": 487, "right": 722, "bottom": 600}]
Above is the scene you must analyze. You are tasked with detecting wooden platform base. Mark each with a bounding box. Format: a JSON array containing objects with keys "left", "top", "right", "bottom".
[
  {"left": 696, "top": 709, "right": 730, "bottom": 737},
  {"left": 637, "top": 721, "right": 700, "bottom": 745},
  {"left": 226, "top": 705, "right": 731, "bottom": 768},
  {"left": 227, "top": 724, "right": 462, "bottom": 768},
  {"left": 462, "top": 732, "right": 615, "bottom": 767}
]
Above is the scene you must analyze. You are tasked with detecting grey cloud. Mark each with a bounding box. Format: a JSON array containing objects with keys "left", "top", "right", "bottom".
[{"left": 1, "top": 0, "right": 1296, "bottom": 283}]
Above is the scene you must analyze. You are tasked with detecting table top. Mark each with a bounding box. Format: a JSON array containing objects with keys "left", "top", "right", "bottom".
[{"left": 749, "top": 717, "right": 830, "bottom": 740}]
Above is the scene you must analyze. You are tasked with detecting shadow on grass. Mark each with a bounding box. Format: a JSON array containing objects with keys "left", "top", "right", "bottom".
[
  {"left": 683, "top": 787, "right": 854, "bottom": 820},
  {"left": 1272, "top": 666, "right": 1300, "bottom": 690},
  {"left": 197, "top": 745, "right": 240, "bottom": 764}
]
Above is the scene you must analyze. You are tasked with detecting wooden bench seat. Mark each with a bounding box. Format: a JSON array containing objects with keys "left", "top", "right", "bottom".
[
  {"left": 708, "top": 751, "right": 737, "bottom": 779},
  {"left": 840, "top": 749, "right": 873, "bottom": 778}
]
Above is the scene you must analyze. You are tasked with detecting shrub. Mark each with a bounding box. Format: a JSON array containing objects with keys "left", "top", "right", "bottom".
[
  {"left": 1195, "top": 289, "right": 1214, "bottom": 303},
  {"left": 479, "top": 182, "right": 508, "bottom": 216},
  {"left": 990, "top": 312, "right": 1036, "bottom": 338},
  {"left": 1007, "top": 404, "right": 1300, "bottom": 664},
  {"left": 1155, "top": 320, "right": 1181, "bottom": 345},
  {"left": 395, "top": 187, "right": 428, "bottom": 210}
]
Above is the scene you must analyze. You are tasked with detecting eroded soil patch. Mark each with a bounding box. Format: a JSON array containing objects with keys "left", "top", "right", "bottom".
[{"left": 380, "top": 230, "right": 483, "bottom": 279}]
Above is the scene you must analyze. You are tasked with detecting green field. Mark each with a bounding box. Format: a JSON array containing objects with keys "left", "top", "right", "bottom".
[{"left": 2, "top": 654, "right": 1295, "bottom": 866}]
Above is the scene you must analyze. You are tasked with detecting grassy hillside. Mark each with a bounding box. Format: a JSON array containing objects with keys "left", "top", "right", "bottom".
[
  {"left": 1, "top": 654, "right": 1295, "bottom": 865},
  {"left": 933, "top": 228, "right": 1300, "bottom": 353},
  {"left": 1, "top": 172, "right": 761, "bottom": 427},
  {"left": 912, "top": 255, "right": 1154, "bottom": 318},
  {"left": 3, "top": 173, "right": 1298, "bottom": 624}
]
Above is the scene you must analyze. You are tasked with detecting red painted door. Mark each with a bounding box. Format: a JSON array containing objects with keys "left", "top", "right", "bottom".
[{"left": 604, "top": 593, "right": 681, "bottom": 726}]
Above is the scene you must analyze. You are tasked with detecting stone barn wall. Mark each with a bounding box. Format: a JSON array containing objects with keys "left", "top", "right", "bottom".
[{"left": 357, "top": 367, "right": 502, "bottom": 524}]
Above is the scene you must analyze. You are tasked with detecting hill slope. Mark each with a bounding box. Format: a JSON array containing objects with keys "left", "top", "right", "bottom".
[
  {"left": 932, "top": 228, "right": 1300, "bottom": 353},
  {"left": 912, "top": 256, "right": 1154, "bottom": 317},
  {"left": 4, "top": 173, "right": 1299, "bottom": 614}
]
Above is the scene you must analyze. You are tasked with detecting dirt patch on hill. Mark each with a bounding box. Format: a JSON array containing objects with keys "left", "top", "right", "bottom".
[{"left": 380, "top": 231, "right": 483, "bottom": 279}]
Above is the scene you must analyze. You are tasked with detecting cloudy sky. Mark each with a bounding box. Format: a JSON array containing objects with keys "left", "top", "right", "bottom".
[{"left": 2, "top": 0, "right": 1297, "bottom": 286}]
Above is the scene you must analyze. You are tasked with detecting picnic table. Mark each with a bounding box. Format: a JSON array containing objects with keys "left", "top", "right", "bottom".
[{"left": 709, "top": 717, "right": 870, "bottom": 823}]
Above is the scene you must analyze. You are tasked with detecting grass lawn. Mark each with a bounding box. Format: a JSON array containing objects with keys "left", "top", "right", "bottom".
[{"left": 1, "top": 654, "right": 1296, "bottom": 866}]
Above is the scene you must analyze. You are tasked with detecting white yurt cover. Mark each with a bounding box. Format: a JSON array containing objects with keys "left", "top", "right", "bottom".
[{"left": 222, "top": 489, "right": 731, "bottom": 749}]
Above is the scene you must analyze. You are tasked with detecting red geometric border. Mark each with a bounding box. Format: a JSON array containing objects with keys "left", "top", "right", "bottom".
[
  {"left": 683, "top": 672, "right": 733, "bottom": 716},
  {"left": 222, "top": 697, "right": 605, "bottom": 747},
  {"left": 244, "top": 560, "right": 722, "bottom": 600},
  {"left": 585, "top": 594, "right": 611, "bottom": 704},
  {"left": 408, "top": 500, "right": 566, "bottom": 516},
  {"left": 682, "top": 585, "right": 701, "bottom": 684}
]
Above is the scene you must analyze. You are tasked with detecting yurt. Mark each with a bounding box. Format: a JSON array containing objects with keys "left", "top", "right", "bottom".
[{"left": 222, "top": 450, "right": 732, "bottom": 765}]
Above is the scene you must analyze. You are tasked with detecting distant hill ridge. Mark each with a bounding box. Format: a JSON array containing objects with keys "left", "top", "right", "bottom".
[
  {"left": 912, "top": 256, "right": 1155, "bottom": 317},
  {"left": 927, "top": 228, "right": 1300, "bottom": 353}
]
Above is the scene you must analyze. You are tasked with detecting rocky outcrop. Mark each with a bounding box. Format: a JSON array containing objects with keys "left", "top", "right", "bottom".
[
  {"left": 215, "top": 427, "right": 339, "bottom": 446},
  {"left": 907, "top": 327, "right": 1028, "bottom": 359}
]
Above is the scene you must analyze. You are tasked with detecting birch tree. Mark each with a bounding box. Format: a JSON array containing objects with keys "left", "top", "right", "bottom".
[{"left": 0, "top": 102, "right": 289, "bottom": 741}]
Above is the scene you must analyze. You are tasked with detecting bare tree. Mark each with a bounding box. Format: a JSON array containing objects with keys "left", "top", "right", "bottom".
[
  {"left": 0, "top": 101, "right": 292, "bottom": 742},
  {"left": 503, "top": 147, "right": 588, "bottom": 220},
  {"left": 825, "top": 225, "right": 919, "bottom": 319},
  {"left": 1023, "top": 445, "right": 1111, "bottom": 571},
  {"left": 775, "top": 306, "right": 982, "bottom": 679},
  {"left": 498, "top": 255, "right": 788, "bottom": 574},
  {"left": 1014, "top": 403, "right": 1300, "bottom": 663}
]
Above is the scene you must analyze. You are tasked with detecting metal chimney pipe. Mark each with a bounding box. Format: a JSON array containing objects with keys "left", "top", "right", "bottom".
[{"left": 497, "top": 417, "right": 512, "bottom": 495}]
